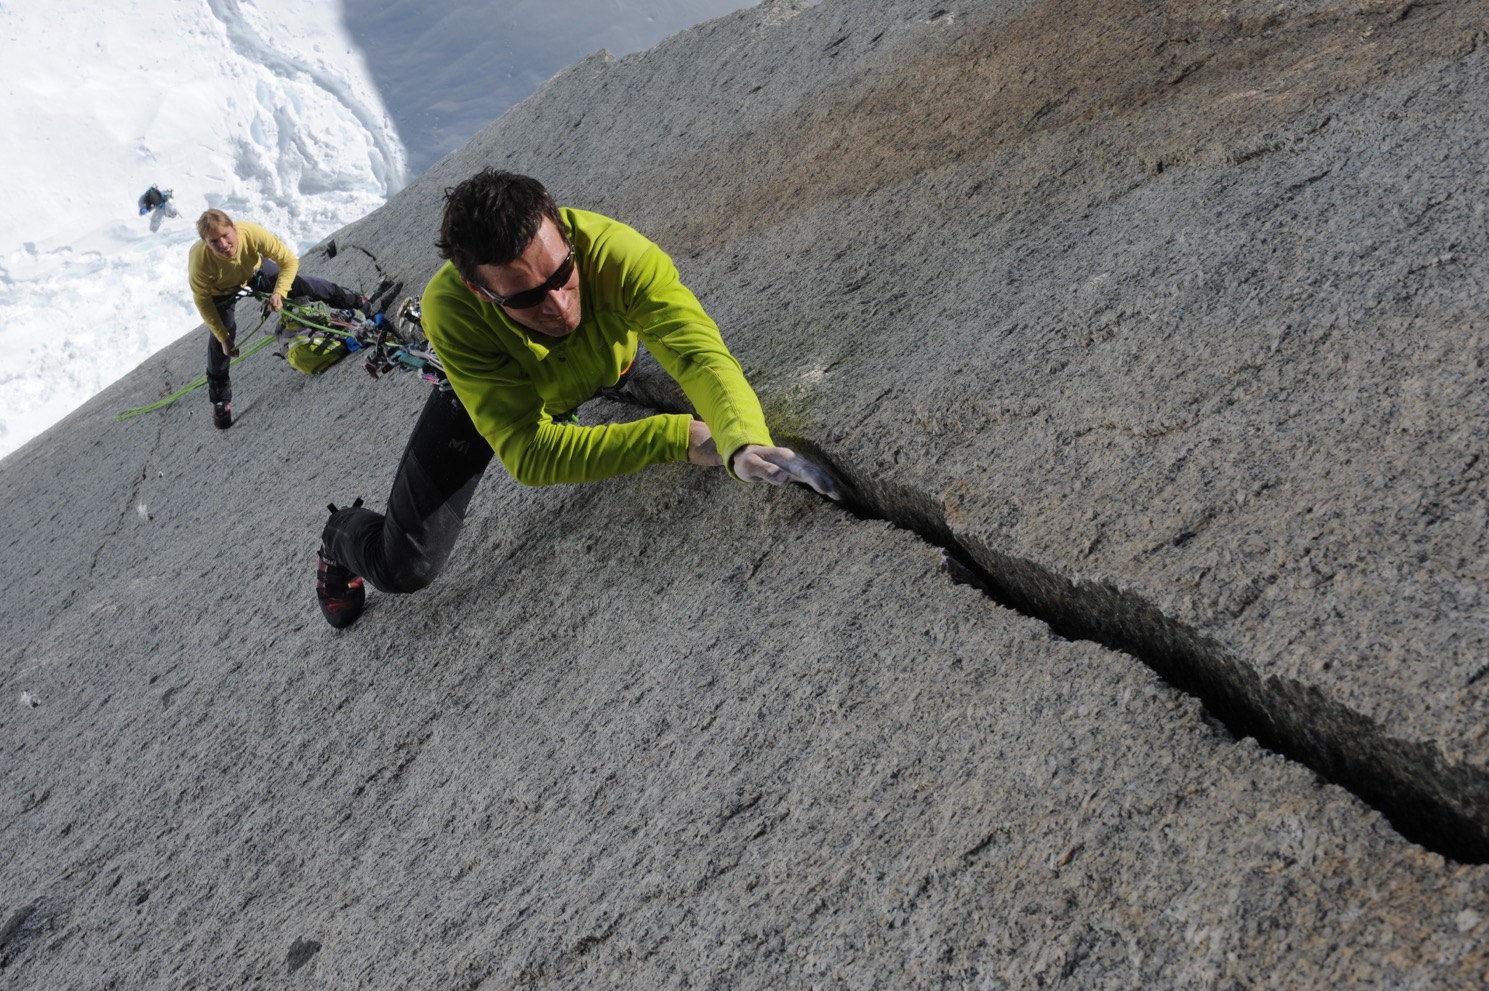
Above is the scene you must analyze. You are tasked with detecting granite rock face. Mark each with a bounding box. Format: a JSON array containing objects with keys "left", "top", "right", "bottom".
[{"left": 4, "top": 0, "right": 1489, "bottom": 987}]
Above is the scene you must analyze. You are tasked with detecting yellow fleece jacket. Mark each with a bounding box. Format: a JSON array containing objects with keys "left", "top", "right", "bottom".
[{"left": 188, "top": 221, "right": 299, "bottom": 343}]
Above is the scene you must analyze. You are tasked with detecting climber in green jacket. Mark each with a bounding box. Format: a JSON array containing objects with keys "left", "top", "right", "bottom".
[
  {"left": 314, "top": 169, "right": 837, "bottom": 628},
  {"left": 421, "top": 203, "right": 775, "bottom": 486}
]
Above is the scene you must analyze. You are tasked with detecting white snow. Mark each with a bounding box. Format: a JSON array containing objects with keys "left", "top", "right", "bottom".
[
  {"left": 0, "top": 0, "right": 403, "bottom": 458},
  {"left": 0, "top": 0, "right": 754, "bottom": 460}
]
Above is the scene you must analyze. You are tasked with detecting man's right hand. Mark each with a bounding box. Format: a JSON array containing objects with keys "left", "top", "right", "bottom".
[
  {"left": 689, "top": 421, "right": 843, "bottom": 500},
  {"left": 220, "top": 338, "right": 239, "bottom": 357},
  {"left": 732, "top": 445, "right": 842, "bottom": 500}
]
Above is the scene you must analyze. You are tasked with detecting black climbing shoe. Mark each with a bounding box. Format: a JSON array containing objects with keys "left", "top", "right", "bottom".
[
  {"left": 317, "top": 500, "right": 365, "bottom": 629},
  {"left": 316, "top": 549, "right": 365, "bottom": 629}
]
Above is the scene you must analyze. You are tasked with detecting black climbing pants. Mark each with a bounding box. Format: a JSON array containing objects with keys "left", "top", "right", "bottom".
[
  {"left": 321, "top": 387, "right": 494, "bottom": 594},
  {"left": 320, "top": 356, "right": 642, "bottom": 594}
]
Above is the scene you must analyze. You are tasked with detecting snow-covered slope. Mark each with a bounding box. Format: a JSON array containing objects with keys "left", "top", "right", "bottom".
[{"left": 0, "top": 0, "right": 403, "bottom": 459}]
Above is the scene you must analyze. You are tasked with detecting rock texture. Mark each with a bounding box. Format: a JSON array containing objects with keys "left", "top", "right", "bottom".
[{"left": 4, "top": 0, "right": 1489, "bottom": 987}]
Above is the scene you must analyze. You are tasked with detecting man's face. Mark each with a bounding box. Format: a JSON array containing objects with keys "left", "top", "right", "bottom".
[
  {"left": 466, "top": 218, "right": 581, "bottom": 338},
  {"left": 205, "top": 224, "right": 239, "bottom": 259}
]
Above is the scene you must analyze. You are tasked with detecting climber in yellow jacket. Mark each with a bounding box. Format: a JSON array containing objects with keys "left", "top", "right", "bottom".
[{"left": 189, "top": 210, "right": 363, "bottom": 429}]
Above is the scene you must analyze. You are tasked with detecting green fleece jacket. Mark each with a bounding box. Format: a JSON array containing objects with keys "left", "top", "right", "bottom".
[
  {"left": 421, "top": 208, "right": 773, "bottom": 487},
  {"left": 188, "top": 221, "right": 299, "bottom": 344}
]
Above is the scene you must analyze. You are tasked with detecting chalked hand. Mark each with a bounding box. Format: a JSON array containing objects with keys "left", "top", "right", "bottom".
[{"left": 732, "top": 445, "right": 842, "bottom": 501}]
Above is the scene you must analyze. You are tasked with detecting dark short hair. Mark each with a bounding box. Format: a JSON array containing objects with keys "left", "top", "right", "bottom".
[{"left": 436, "top": 170, "right": 562, "bottom": 283}]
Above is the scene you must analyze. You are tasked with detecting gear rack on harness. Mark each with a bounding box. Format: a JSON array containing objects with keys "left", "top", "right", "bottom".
[{"left": 355, "top": 297, "right": 448, "bottom": 392}]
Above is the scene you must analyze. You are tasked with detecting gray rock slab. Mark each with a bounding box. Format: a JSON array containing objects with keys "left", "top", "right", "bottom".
[
  {"left": 418, "top": 0, "right": 1489, "bottom": 854},
  {"left": 4, "top": 0, "right": 1489, "bottom": 987},
  {"left": 4, "top": 395, "right": 1488, "bottom": 986}
]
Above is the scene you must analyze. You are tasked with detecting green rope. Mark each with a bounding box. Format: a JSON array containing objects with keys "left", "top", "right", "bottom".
[
  {"left": 115, "top": 332, "right": 278, "bottom": 420},
  {"left": 115, "top": 305, "right": 275, "bottom": 421},
  {"left": 114, "top": 295, "right": 371, "bottom": 421},
  {"left": 265, "top": 294, "right": 366, "bottom": 341}
]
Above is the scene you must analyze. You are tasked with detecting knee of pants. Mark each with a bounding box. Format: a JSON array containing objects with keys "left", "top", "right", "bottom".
[{"left": 376, "top": 561, "right": 440, "bottom": 596}]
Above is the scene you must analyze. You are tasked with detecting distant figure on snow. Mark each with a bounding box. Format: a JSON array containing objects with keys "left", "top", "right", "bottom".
[
  {"left": 137, "top": 185, "right": 179, "bottom": 233},
  {"left": 188, "top": 209, "right": 364, "bottom": 430},
  {"left": 313, "top": 169, "right": 838, "bottom": 628}
]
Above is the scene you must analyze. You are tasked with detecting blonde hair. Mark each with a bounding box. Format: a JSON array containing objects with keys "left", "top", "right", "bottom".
[{"left": 196, "top": 209, "right": 234, "bottom": 240}]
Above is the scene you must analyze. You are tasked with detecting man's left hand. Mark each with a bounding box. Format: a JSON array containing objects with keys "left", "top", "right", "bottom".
[
  {"left": 732, "top": 445, "right": 841, "bottom": 500},
  {"left": 267, "top": 292, "right": 284, "bottom": 311},
  {"left": 687, "top": 420, "right": 721, "bottom": 466}
]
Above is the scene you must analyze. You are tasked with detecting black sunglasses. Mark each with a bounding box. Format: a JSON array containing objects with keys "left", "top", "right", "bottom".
[{"left": 476, "top": 241, "right": 576, "bottom": 309}]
